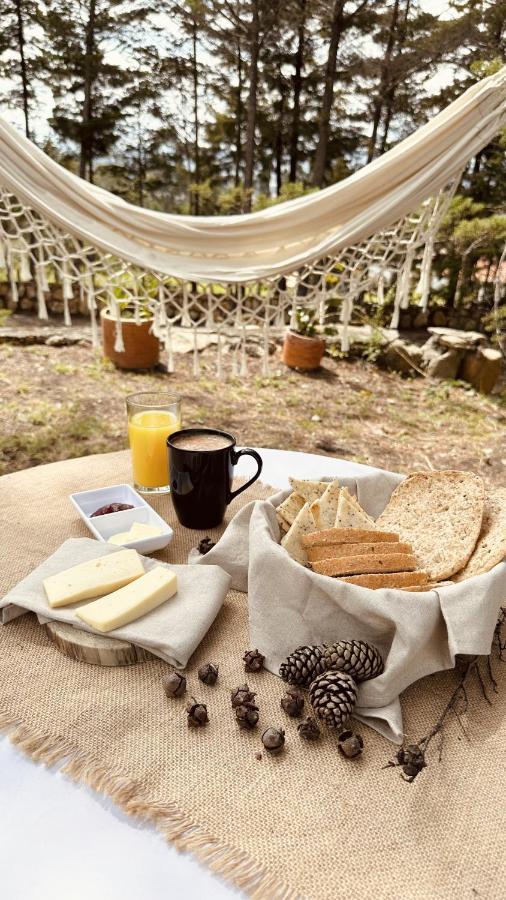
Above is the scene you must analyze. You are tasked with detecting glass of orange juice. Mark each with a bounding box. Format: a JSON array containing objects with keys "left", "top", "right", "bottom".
[{"left": 126, "top": 392, "right": 181, "bottom": 493}]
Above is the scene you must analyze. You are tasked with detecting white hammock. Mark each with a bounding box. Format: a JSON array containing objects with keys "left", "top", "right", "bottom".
[{"left": 0, "top": 67, "right": 505, "bottom": 374}]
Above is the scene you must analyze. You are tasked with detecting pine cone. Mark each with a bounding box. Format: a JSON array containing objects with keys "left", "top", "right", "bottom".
[
  {"left": 396, "top": 744, "right": 426, "bottom": 779},
  {"left": 309, "top": 670, "right": 357, "bottom": 730},
  {"left": 162, "top": 671, "right": 186, "bottom": 698},
  {"left": 198, "top": 663, "right": 219, "bottom": 686},
  {"left": 297, "top": 716, "right": 321, "bottom": 741},
  {"left": 261, "top": 727, "right": 285, "bottom": 754},
  {"left": 186, "top": 698, "right": 208, "bottom": 727},
  {"left": 235, "top": 703, "right": 259, "bottom": 730},
  {"left": 337, "top": 729, "right": 364, "bottom": 758},
  {"left": 279, "top": 645, "right": 327, "bottom": 687},
  {"left": 243, "top": 649, "right": 265, "bottom": 672},
  {"left": 322, "top": 640, "right": 383, "bottom": 682},
  {"left": 280, "top": 687, "right": 304, "bottom": 718},
  {"left": 230, "top": 684, "right": 256, "bottom": 709}
]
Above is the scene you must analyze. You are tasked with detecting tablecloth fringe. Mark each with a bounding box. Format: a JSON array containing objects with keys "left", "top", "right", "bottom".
[{"left": 0, "top": 707, "right": 300, "bottom": 900}]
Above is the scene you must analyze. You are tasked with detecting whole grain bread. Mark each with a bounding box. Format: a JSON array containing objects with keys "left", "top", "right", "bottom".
[
  {"left": 310, "top": 552, "right": 417, "bottom": 577},
  {"left": 302, "top": 527, "right": 399, "bottom": 548},
  {"left": 454, "top": 488, "right": 506, "bottom": 580},
  {"left": 401, "top": 581, "right": 454, "bottom": 592},
  {"left": 376, "top": 470, "right": 485, "bottom": 581},
  {"left": 340, "top": 571, "right": 428, "bottom": 589},
  {"left": 307, "top": 541, "right": 412, "bottom": 562}
]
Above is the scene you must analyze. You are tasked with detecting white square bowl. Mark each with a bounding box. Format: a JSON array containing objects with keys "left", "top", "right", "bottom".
[{"left": 69, "top": 484, "right": 173, "bottom": 554}]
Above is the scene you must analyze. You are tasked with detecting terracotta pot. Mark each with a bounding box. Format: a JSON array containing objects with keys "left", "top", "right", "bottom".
[
  {"left": 281, "top": 330, "right": 325, "bottom": 370},
  {"left": 101, "top": 308, "right": 160, "bottom": 370}
]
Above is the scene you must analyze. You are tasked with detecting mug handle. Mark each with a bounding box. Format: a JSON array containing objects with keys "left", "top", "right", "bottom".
[{"left": 227, "top": 448, "right": 263, "bottom": 503}]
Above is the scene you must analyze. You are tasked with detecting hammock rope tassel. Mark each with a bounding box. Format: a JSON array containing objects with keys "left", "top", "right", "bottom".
[
  {"left": 62, "top": 261, "right": 73, "bottom": 326},
  {"left": 86, "top": 278, "right": 99, "bottom": 349},
  {"left": 216, "top": 328, "right": 223, "bottom": 380},
  {"left": 110, "top": 295, "right": 125, "bottom": 353}
]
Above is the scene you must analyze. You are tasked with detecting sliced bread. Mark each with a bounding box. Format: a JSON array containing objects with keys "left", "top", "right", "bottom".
[
  {"left": 340, "top": 571, "right": 428, "bottom": 589},
  {"left": 302, "top": 527, "right": 399, "bottom": 548},
  {"left": 307, "top": 541, "right": 412, "bottom": 562},
  {"left": 454, "top": 488, "right": 506, "bottom": 580},
  {"left": 310, "top": 552, "right": 417, "bottom": 577}
]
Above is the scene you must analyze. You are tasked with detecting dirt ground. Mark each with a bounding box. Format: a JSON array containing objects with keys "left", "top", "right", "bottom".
[{"left": 1, "top": 337, "right": 505, "bottom": 485}]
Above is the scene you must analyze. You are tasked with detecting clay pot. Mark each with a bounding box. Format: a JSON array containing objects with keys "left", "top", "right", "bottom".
[
  {"left": 281, "top": 330, "right": 325, "bottom": 370},
  {"left": 101, "top": 308, "right": 160, "bottom": 370}
]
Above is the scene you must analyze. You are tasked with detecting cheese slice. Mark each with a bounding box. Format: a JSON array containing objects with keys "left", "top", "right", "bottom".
[
  {"left": 108, "top": 530, "right": 137, "bottom": 546},
  {"left": 75, "top": 566, "right": 177, "bottom": 633},
  {"left": 43, "top": 549, "right": 145, "bottom": 608}
]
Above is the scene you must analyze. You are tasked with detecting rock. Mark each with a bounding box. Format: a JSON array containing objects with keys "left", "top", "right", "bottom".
[
  {"left": 432, "top": 310, "right": 447, "bottom": 327},
  {"left": 413, "top": 311, "right": 428, "bottom": 329},
  {"left": 381, "top": 339, "right": 424, "bottom": 374},
  {"left": 400, "top": 313, "right": 412, "bottom": 330},
  {"left": 426, "top": 348, "right": 462, "bottom": 380},
  {"left": 427, "top": 327, "right": 486, "bottom": 350},
  {"left": 461, "top": 347, "right": 502, "bottom": 394}
]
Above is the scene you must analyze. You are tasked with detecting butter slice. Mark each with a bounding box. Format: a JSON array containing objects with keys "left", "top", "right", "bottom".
[
  {"left": 43, "top": 549, "right": 145, "bottom": 608},
  {"left": 76, "top": 566, "right": 177, "bottom": 633},
  {"left": 108, "top": 522, "right": 164, "bottom": 545}
]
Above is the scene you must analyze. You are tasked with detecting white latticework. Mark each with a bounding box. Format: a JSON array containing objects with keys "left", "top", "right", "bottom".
[{"left": 0, "top": 176, "right": 460, "bottom": 377}]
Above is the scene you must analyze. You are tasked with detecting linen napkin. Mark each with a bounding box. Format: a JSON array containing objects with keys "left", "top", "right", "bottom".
[
  {"left": 0, "top": 538, "right": 230, "bottom": 667},
  {"left": 196, "top": 471, "right": 506, "bottom": 742}
]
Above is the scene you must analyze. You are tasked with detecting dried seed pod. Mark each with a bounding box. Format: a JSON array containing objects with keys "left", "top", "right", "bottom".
[
  {"left": 243, "top": 649, "right": 265, "bottom": 673},
  {"left": 297, "top": 716, "right": 321, "bottom": 741},
  {"left": 230, "top": 683, "right": 256, "bottom": 709},
  {"left": 279, "top": 645, "right": 327, "bottom": 687},
  {"left": 198, "top": 537, "right": 216, "bottom": 555},
  {"left": 337, "top": 729, "right": 364, "bottom": 759},
  {"left": 261, "top": 727, "right": 285, "bottom": 754},
  {"left": 280, "top": 687, "right": 304, "bottom": 718},
  {"left": 322, "top": 640, "right": 384, "bottom": 683},
  {"left": 235, "top": 703, "right": 259, "bottom": 730},
  {"left": 309, "top": 669, "right": 357, "bottom": 730},
  {"left": 162, "top": 671, "right": 187, "bottom": 698},
  {"left": 396, "top": 744, "right": 426, "bottom": 779},
  {"left": 198, "top": 663, "right": 219, "bottom": 686},
  {"left": 186, "top": 698, "right": 208, "bottom": 727}
]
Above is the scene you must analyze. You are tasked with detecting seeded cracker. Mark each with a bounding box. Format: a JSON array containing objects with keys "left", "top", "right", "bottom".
[
  {"left": 281, "top": 502, "right": 317, "bottom": 564},
  {"left": 376, "top": 470, "right": 484, "bottom": 581}
]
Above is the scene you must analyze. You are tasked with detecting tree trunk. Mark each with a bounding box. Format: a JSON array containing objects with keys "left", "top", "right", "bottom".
[
  {"left": 311, "top": 0, "right": 345, "bottom": 188},
  {"left": 275, "top": 88, "right": 285, "bottom": 195},
  {"left": 243, "top": 0, "right": 260, "bottom": 209},
  {"left": 378, "top": 0, "right": 411, "bottom": 156},
  {"left": 14, "top": 0, "right": 31, "bottom": 139},
  {"left": 191, "top": 16, "right": 200, "bottom": 213},
  {"left": 235, "top": 39, "right": 243, "bottom": 186},
  {"left": 366, "top": 0, "right": 400, "bottom": 162},
  {"left": 80, "top": 0, "right": 96, "bottom": 181},
  {"left": 289, "top": 0, "right": 306, "bottom": 182}
]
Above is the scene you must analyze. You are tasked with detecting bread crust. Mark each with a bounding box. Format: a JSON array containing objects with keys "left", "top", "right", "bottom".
[
  {"left": 310, "top": 552, "right": 417, "bottom": 577},
  {"left": 302, "top": 527, "right": 399, "bottom": 548}
]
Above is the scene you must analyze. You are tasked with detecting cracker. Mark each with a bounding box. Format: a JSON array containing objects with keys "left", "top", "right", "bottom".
[
  {"left": 276, "top": 492, "right": 305, "bottom": 527},
  {"left": 310, "top": 552, "right": 417, "bottom": 577},
  {"left": 335, "top": 487, "right": 377, "bottom": 529},
  {"left": 307, "top": 541, "right": 412, "bottom": 562},
  {"left": 302, "top": 527, "right": 399, "bottom": 548},
  {"left": 454, "top": 488, "right": 506, "bottom": 580},
  {"left": 281, "top": 502, "right": 317, "bottom": 564},
  {"left": 289, "top": 479, "right": 332, "bottom": 505},
  {"left": 309, "top": 482, "right": 341, "bottom": 530},
  {"left": 276, "top": 511, "right": 290, "bottom": 533},
  {"left": 376, "top": 470, "right": 485, "bottom": 581},
  {"left": 340, "top": 571, "right": 428, "bottom": 589}
]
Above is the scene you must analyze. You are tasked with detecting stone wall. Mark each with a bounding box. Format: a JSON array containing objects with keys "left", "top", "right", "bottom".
[{"left": 0, "top": 280, "right": 489, "bottom": 335}]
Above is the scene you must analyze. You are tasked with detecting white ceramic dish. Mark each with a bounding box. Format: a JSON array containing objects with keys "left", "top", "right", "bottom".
[{"left": 70, "top": 484, "right": 173, "bottom": 554}]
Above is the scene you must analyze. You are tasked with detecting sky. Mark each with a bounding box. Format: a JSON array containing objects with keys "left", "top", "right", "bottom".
[{"left": 1, "top": 0, "right": 460, "bottom": 145}]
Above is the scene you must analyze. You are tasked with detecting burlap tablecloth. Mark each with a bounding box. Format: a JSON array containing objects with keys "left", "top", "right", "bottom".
[{"left": 1, "top": 450, "right": 505, "bottom": 900}]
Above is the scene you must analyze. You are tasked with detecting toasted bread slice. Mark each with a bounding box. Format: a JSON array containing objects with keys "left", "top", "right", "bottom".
[
  {"left": 310, "top": 552, "right": 417, "bottom": 577},
  {"left": 276, "top": 492, "right": 305, "bottom": 527},
  {"left": 302, "top": 527, "right": 399, "bottom": 548},
  {"left": 340, "top": 571, "right": 428, "bottom": 589},
  {"left": 309, "top": 481, "right": 341, "bottom": 530},
  {"left": 335, "top": 487, "right": 377, "bottom": 529},
  {"left": 281, "top": 502, "right": 317, "bottom": 564},
  {"left": 307, "top": 541, "right": 412, "bottom": 562}
]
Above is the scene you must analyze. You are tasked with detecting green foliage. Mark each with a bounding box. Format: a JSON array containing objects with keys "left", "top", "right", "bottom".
[{"left": 293, "top": 307, "right": 317, "bottom": 338}]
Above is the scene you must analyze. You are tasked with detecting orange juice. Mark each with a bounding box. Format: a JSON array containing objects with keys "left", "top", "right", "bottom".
[{"left": 128, "top": 409, "right": 180, "bottom": 488}]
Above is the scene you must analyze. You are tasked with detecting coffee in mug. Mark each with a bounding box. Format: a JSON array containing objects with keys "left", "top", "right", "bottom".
[{"left": 168, "top": 428, "right": 263, "bottom": 529}]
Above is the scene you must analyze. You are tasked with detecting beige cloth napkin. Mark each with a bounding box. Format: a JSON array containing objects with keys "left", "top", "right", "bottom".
[
  {"left": 197, "top": 472, "right": 506, "bottom": 742},
  {"left": 0, "top": 538, "right": 230, "bottom": 667}
]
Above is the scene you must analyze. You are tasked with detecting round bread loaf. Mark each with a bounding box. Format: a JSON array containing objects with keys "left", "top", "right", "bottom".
[{"left": 376, "top": 471, "right": 485, "bottom": 581}]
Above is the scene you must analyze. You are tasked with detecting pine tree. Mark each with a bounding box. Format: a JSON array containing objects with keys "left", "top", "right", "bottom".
[{"left": 0, "top": 0, "right": 42, "bottom": 138}]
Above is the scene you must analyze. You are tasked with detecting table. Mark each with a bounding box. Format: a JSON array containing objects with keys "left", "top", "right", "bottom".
[{"left": 0, "top": 449, "right": 383, "bottom": 900}]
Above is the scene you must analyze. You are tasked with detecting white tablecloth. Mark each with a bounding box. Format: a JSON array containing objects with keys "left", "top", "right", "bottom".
[{"left": 0, "top": 449, "right": 384, "bottom": 900}]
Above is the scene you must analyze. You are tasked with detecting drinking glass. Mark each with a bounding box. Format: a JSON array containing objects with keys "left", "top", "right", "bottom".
[{"left": 126, "top": 392, "right": 181, "bottom": 493}]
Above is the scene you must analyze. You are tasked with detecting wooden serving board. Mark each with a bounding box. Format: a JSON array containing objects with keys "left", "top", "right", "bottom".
[{"left": 45, "top": 621, "right": 154, "bottom": 667}]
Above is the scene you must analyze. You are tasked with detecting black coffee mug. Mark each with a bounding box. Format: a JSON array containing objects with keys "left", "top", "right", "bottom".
[{"left": 167, "top": 428, "right": 263, "bottom": 529}]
